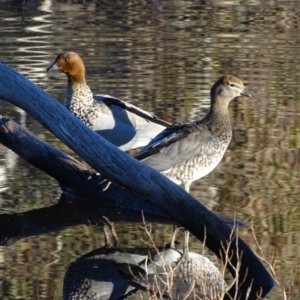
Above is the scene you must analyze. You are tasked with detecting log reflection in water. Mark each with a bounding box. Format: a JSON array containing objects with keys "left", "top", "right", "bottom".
[{"left": 0, "top": 193, "right": 177, "bottom": 247}]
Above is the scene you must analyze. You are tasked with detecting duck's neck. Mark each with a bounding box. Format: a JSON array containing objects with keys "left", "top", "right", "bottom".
[
  {"left": 65, "top": 77, "right": 94, "bottom": 114},
  {"left": 209, "top": 95, "right": 230, "bottom": 115},
  {"left": 208, "top": 98, "right": 232, "bottom": 143}
]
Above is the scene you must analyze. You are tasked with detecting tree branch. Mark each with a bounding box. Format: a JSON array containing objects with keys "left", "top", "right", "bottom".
[{"left": 0, "top": 62, "right": 275, "bottom": 299}]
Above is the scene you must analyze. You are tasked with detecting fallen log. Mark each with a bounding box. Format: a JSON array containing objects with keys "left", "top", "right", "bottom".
[
  {"left": 0, "top": 116, "right": 177, "bottom": 216},
  {"left": 0, "top": 62, "right": 275, "bottom": 299},
  {"left": 0, "top": 115, "right": 245, "bottom": 246}
]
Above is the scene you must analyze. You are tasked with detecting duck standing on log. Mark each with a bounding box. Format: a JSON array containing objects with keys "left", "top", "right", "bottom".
[
  {"left": 135, "top": 75, "right": 251, "bottom": 192},
  {"left": 47, "top": 55, "right": 250, "bottom": 193}
]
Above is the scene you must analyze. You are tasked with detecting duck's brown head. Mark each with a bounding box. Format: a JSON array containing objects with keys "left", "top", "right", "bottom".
[
  {"left": 47, "top": 52, "right": 86, "bottom": 83},
  {"left": 210, "top": 74, "right": 251, "bottom": 108}
]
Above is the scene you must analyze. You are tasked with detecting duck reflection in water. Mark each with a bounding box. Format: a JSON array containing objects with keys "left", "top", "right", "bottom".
[{"left": 63, "top": 230, "right": 227, "bottom": 300}]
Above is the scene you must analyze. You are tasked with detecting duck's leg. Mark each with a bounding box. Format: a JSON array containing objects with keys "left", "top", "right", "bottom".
[
  {"left": 182, "top": 183, "right": 191, "bottom": 254},
  {"left": 168, "top": 182, "right": 191, "bottom": 250},
  {"left": 183, "top": 229, "right": 190, "bottom": 255},
  {"left": 170, "top": 225, "right": 181, "bottom": 249},
  {"left": 183, "top": 181, "right": 191, "bottom": 194}
]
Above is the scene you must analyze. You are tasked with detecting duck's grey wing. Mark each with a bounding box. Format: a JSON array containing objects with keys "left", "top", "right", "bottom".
[
  {"left": 134, "top": 123, "right": 190, "bottom": 157},
  {"left": 134, "top": 122, "right": 214, "bottom": 172},
  {"left": 94, "top": 94, "right": 171, "bottom": 127}
]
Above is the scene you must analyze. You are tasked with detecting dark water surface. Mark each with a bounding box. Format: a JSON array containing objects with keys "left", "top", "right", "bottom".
[{"left": 0, "top": 0, "right": 299, "bottom": 299}]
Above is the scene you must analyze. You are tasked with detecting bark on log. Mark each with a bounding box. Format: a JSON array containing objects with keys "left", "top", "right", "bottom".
[
  {"left": 0, "top": 116, "right": 176, "bottom": 218},
  {"left": 0, "top": 62, "right": 275, "bottom": 299}
]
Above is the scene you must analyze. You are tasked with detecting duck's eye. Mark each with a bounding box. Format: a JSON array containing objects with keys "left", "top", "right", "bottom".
[{"left": 230, "top": 83, "right": 236, "bottom": 87}]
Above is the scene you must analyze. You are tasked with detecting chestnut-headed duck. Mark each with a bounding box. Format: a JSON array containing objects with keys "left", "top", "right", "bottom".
[{"left": 47, "top": 52, "right": 171, "bottom": 151}]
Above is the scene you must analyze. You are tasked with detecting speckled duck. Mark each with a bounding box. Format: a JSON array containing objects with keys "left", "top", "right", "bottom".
[
  {"left": 135, "top": 75, "right": 251, "bottom": 192},
  {"left": 47, "top": 52, "right": 170, "bottom": 151}
]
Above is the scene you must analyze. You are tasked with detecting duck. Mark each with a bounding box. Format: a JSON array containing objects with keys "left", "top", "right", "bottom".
[
  {"left": 116, "top": 231, "right": 227, "bottom": 299},
  {"left": 63, "top": 232, "right": 227, "bottom": 300},
  {"left": 134, "top": 75, "right": 251, "bottom": 192},
  {"left": 47, "top": 52, "right": 171, "bottom": 151},
  {"left": 63, "top": 247, "right": 147, "bottom": 300}
]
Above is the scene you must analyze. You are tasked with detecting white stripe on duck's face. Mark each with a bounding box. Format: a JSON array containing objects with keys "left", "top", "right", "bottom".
[{"left": 213, "top": 75, "right": 251, "bottom": 103}]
